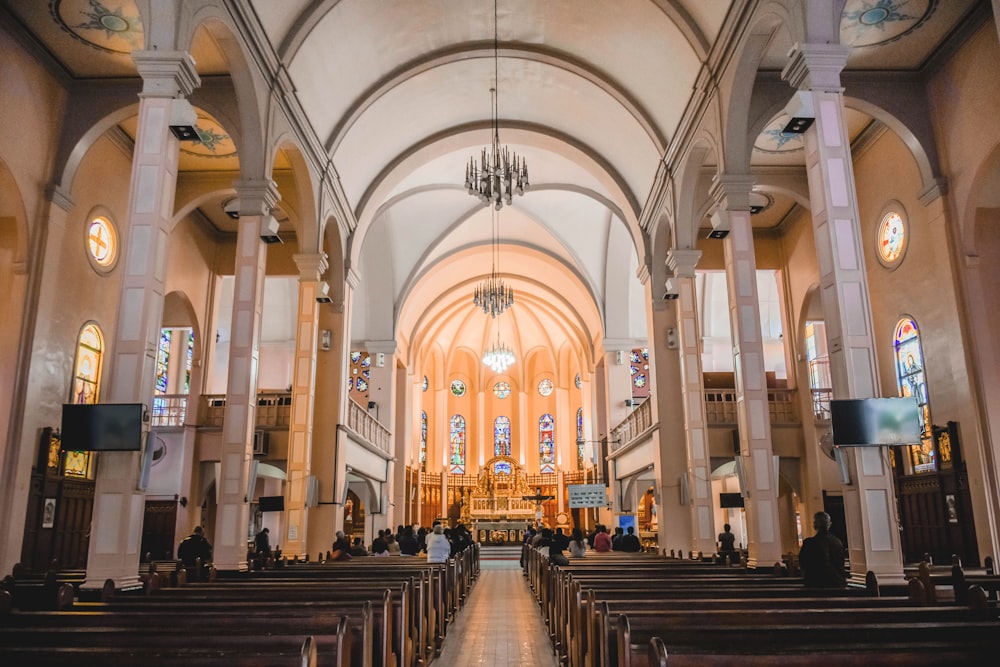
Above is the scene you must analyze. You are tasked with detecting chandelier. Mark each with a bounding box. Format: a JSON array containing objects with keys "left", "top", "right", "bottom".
[
  {"left": 463, "top": 0, "right": 529, "bottom": 210},
  {"left": 483, "top": 335, "right": 515, "bottom": 373},
  {"left": 473, "top": 207, "right": 514, "bottom": 317}
]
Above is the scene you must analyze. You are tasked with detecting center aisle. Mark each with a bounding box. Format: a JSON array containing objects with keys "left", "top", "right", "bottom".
[{"left": 435, "top": 548, "right": 559, "bottom": 666}]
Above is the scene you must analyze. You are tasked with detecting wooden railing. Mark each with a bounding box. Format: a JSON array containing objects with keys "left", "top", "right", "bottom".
[
  {"left": 610, "top": 399, "right": 653, "bottom": 453},
  {"left": 199, "top": 391, "right": 292, "bottom": 428},
  {"left": 347, "top": 398, "right": 392, "bottom": 454}
]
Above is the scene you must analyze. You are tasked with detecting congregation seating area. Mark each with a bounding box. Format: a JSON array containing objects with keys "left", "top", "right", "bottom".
[
  {"left": 523, "top": 545, "right": 1000, "bottom": 666},
  {"left": 0, "top": 544, "right": 478, "bottom": 666}
]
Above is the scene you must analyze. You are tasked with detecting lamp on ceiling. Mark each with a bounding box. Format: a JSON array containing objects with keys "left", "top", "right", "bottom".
[
  {"left": 464, "top": 0, "right": 529, "bottom": 210},
  {"left": 473, "top": 206, "right": 514, "bottom": 317},
  {"left": 483, "top": 319, "right": 515, "bottom": 373}
]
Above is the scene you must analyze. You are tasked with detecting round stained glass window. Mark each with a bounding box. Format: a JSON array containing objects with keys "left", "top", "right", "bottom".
[
  {"left": 450, "top": 380, "right": 466, "bottom": 397},
  {"left": 575, "top": 373, "right": 582, "bottom": 389},
  {"left": 422, "top": 375, "right": 429, "bottom": 392},
  {"left": 877, "top": 211, "right": 906, "bottom": 265},
  {"left": 538, "top": 379, "right": 554, "bottom": 397},
  {"left": 86, "top": 216, "right": 118, "bottom": 269},
  {"left": 493, "top": 381, "right": 511, "bottom": 399}
]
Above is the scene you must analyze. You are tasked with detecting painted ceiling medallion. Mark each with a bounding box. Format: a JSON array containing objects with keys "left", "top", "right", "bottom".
[
  {"left": 180, "top": 115, "right": 237, "bottom": 159},
  {"left": 753, "top": 115, "right": 804, "bottom": 154},
  {"left": 840, "top": 0, "right": 936, "bottom": 48},
  {"left": 51, "top": 0, "right": 144, "bottom": 54}
]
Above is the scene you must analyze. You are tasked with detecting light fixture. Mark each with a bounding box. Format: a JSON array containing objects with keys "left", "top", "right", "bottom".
[
  {"left": 464, "top": 0, "right": 529, "bottom": 210},
  {"left": 473, "top": 207, "right": 514, "bottom": 317},
  {"left": 482, "top": 319, "right": 515, "bottom": 373},
  {"left": 168, "top": 98, "right": 199, "bottom": 141}
]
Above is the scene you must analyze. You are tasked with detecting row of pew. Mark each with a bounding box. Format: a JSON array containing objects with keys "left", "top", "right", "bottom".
[
  {"left": 0, "top": 545, "right": 478, "bottom": 666},
  {"left": 523, "top": 545, "right": 1000, "bottom": 666}
]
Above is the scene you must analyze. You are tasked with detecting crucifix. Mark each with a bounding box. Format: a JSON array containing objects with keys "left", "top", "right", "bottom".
[{"left": 522, "top": 487, "right": 555, "bottom": 523}]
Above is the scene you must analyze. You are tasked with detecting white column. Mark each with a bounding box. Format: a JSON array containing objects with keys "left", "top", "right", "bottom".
[
  {"left": 282, "top": 253, "right": 327, "bottom": 557},
  {"left": 668, "top": 248, "right": 717, "bottom": 556},
  {"left": 712, "top": 174, "right": 782, "bottom": 568},
  {"left": 83, "top": 52, "right": 199, "bottom": 590},
  {"left": 783, "top": 44, "right": 905, "bottom": 584},
  {"left": 603, "top": 345, "right": 634, "bottom": 429},
  {"left": 213, "top": 180, "right": 279, "bottom": 571},
  {"left": 477, "top": 389, "right": 487, "bottom": 466}
]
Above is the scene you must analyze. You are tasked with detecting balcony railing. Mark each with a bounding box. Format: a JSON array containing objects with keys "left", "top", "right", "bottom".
[
  {"left": 610, "top": 399, "right": 653, "bottom": 453},
  {"left": 151, "top": 394, "right": 187, "bottom": 427},
  {"left": 811, "top": 388, "right": 832, "bottom": 421},
  {"left": 347, "top": 398, "right": 392, "bottom": 454},
  {"left": 200, "top": 391, "right": 292, "bottom": 428}
]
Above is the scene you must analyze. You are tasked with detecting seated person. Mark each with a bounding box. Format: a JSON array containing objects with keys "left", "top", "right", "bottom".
[
  {"left": 592, "top": 526, "right": 612, "bottom": 552},
  {"left": 348, "top": 537, "right": 369, "bottom": 557},
  {"left": 177, "top": 525, "right": 212, "bottom": 578},
  {"left": 799, "top": 512, "right": 847, "bottom": 588},
  {"left": 618, "top": 526, "right": 642, "bottom": 552}
]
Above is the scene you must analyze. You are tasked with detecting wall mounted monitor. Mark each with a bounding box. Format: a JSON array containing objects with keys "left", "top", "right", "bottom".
[
  {"left": 830, "top": 397, "right": 921, "bottom": 446},
  {"left": 61, "top": 403, "right": 144, "bottom": 451}
]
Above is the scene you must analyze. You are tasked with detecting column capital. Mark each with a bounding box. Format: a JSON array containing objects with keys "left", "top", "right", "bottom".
[
  {"left": 132, "top": 50, "right": 200, "bottom": 97},
  {"left": 666, "top": 248, "right": 702, "bottom": 278},
  {"left": 45, "top": 183, "right": 75, "bottom": 211},
  {"left": 782, "top": 43, "right": 850, "bottom": 92},
  {"left": 345, "top": 266, "right": 362, "bottom": 290},
  {"left": 709, "top": 173, "right": 755, "bottom": 212},
  {"left": 233, "top": 179, "right": 280, "bottom": 217},
  {"left": 294, "top": 253, "right": 329, "bottom": 282}
]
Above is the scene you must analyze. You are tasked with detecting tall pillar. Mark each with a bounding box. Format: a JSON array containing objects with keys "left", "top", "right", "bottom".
[
  {"left": 283, "top": 253, "right": 327, "bottom": 558},
  {"left": 783, "top": 44, "right": 905, "bottom": 583},
  {"left": 213, "top": 180, "right": 279, "bottom": 571},
  {"left": 555, "top": 383, "right": 570, "bottom": 472},
  {"left": 83, "top": 52, "right": 199, "bottom": 590},
  {"left": 604, "top": 345, "right": 634, "bottom": 429},
  {"left": 477, "top": 388, "right": 487, "bottom": 466},
  {"left": 712, "top": 174, "right": 782, "bottom": 568},
  {"left": 518, "top": 390, "right": 529, "bottom": 466},
  {"left": 668, "top": 248, "right": 717, "bottom": 556}
]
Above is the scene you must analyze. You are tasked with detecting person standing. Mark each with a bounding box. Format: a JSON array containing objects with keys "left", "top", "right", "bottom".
[{"left": 799, "top": 511, "right": 847, "bottom": 588}]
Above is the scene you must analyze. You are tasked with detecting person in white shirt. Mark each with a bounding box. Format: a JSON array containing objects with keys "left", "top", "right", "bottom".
[{"left": 425, "top": 524, "right": 452, "bottom": 564}]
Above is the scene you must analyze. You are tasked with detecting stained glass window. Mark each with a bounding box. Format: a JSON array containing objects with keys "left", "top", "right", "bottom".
[
  {"left": 493, "top": 460, "right": 511, "bottom": 475},
  {"left": 493, "top": 381, "right": 511, "bottom": 399},
  {"left": 422, "top": 375, "right": 429, "bottom": 392},
  {"left": 538, "top": 379, "right": 553, "bottom": 397},
  {"left": 349, "top": 350, "right": 369, "bottom": 403},
  {"left": 631, "top": 347, "right": 650, "bottom": 399},
  {"left": 450, "top": 380, "right": 466, "bottom": 397},
  {"left": 72, "top": 324, "right": 103, "bottom": 405},
  {"left": 449, "top": 414, "right": 466, "bottom": 475},
  {"left": 878, "top": 211, "right": 906, "bottom": 264},
  {"left": 539, "top": 413, "right": 555, "bottom": 474},
  {"left": 67, "top": 323, "right": 102, "bottom": 479},
  {"left": 575, "top": 373, "right": 582, "bottom": 389},
  {"left": 576, "top": 408, "right": 585, "bottom": 470},
  {"left": 494, "top": 416, "right": 511, "bottom": 457},
  {"left": 87, "top": 216, "right": 117, "bottom": 268},
  {"left": 420, "top": 411, "right": 427, "bottom": 472},
  {"left": 155, "top": 329, "right": 171, "bottom": 393},
  {"left": 184, "top": 331, "right": 194, "bottom": 394},
  {"left": 894, "top": 318, "right": 934, "bottom": 472}
]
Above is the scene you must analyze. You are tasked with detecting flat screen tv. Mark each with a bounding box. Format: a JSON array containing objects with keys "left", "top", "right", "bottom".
[
  {"left": 719, "top": 492, "right": 745, "bottom": 508},
  {"left": 61, "top": 403, "right": 144, "bottom": 451},
  {"left": 830, "top": 397, "right": 921, "bottom": 446},
  {"left": 258, "top": 495, "right": 285, "bottom": 512}
]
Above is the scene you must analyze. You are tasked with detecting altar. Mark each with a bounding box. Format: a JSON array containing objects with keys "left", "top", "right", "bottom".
[
  {"left": 461, "top": 455, "right": 538, "bottom": 534},
  {"left": 474, "top": 520, "right": 529, "bottom": 545}
]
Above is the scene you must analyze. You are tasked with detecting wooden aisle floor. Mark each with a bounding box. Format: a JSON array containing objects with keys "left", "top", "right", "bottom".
[{"left": 434, "top": 551, "right": 558, "bottom": 666}]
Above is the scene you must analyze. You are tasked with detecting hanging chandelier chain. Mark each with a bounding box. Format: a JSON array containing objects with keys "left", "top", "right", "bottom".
[{"left": 463, "top": 0, "right": 529, "bottom": 210}]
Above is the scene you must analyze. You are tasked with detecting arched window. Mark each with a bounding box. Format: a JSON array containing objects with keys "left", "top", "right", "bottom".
[
  {"left": 894, "top": 317, "right": 934, "bottom": 473},
  {"left": 66, "top": 323, "right": 103, "bottom": 478},
  {"left": 72, "top": 323, "right": 103, "bottom": 405},
  {"left": 539, "top": 413, "right": 555, "bottom": 474},
  {"left": 494, "top": 416, "right": 511, "bottom": 457},
  {"left": 576, "top": 408, "right": 584, "bottom": 470},
  {"left": 449, "top": 414, "right": 466, "bottom": 475},
  {"left": 420, "top": 411, "right": 427, "bottom": 472}
]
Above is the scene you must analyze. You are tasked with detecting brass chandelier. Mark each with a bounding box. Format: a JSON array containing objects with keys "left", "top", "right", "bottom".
[
  {"left": 463, "top": 0, "right": 529, "bottom": 210},
  {"left": 473, "top": 207, "right": 514, "bottom": 318}
]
